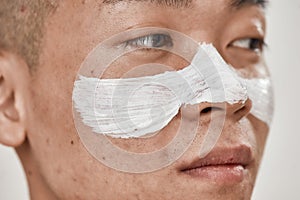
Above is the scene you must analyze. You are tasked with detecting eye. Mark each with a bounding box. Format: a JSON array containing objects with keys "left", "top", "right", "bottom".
[
  {"left": 231, "top": 38, "right": 266, "bottom": 53},
  {"left": 124, "top": 34, "right": 173, "bottom": 49}
]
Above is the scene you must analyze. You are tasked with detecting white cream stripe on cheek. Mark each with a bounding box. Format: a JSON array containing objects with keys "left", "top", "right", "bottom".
[
  {"left": 73, "top": 44, "right": 271, "bottom": 139},
  {"left": 243, "top": 77, "right": 274, "bottom": 126}
]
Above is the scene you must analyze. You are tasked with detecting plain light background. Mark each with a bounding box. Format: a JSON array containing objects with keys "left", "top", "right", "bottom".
[{"left": 1, "top": 1, "right": 300, "bottom": 199}]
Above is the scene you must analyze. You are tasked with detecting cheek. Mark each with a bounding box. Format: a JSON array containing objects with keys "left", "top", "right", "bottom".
[
  {"left": 28, "top": 65, "right": 75, "bottom": 146},
  {"left": 109, "top": 118, "right": 179, "bottom": 153},
  {"left": 26, "top": 63, "right": 98, "bottom": 192},
  {"left": 248, "top": 115, "right": 269, "bottom": 158},
  {"left": 238, "top": 116, "right": 269, "bottom": 169}
]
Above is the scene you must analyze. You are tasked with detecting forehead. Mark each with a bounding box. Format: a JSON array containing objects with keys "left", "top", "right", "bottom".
[
  {"left": 93, "top": 0, "right": 266, "bottom": 38},
  {"left": 97, "top": 0, "right": 267, "bottom": 26}
]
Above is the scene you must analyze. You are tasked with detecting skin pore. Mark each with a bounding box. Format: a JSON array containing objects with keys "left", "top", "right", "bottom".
[{"left": 0, "top": 0, "right": 269, "bottom": 199}]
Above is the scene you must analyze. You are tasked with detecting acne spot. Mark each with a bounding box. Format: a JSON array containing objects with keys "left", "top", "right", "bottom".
[
  {"left": 72, "top": 177, "right": 77, "bottom": 182},
  {"left": 46, "top": 138, "right": 50, "bottom": 145},
  {"left": 134, "top": 194, "right": 142, "bottom": 200},
  {"left": 28, "top": 170, "right": 32, "bottom": 176},
  {"left": 20, "top": 5, "right": 26, "bottom": 13},
  {"left": 102, "top": 156, "right": 106, "bottom": 160},
  {"left": 71, "top": 140, "right": 74, "bottom": 145}
]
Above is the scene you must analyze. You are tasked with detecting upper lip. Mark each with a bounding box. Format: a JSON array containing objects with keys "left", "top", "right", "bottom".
[{"left": 180, "top": 145, "right": 254, "bottom": 172}]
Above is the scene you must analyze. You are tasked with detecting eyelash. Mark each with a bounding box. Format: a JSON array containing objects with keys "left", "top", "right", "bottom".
[
  {"left": 124, "top": 34, "right": 174, "bottom": 49},
  {"left": 231, "top": 38, "right": 267, "bottom": 52}
]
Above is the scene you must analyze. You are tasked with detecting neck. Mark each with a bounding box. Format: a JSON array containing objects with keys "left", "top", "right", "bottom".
[{"left": 16, "top": 141, "right": 58, "bottom": 200}]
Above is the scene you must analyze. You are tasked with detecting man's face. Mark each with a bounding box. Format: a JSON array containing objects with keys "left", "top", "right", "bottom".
[{"left": 25, "top": 0, "right": 269, "bottom": 199}]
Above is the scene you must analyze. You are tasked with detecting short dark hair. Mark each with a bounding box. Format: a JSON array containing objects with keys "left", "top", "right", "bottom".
[{"left": 0, "top": 0, "right": 57, "bottom": 69}]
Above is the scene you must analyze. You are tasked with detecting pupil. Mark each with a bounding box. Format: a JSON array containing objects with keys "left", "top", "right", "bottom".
[{"left": 250, "top": 39, "right": 261, "bottom": 50}]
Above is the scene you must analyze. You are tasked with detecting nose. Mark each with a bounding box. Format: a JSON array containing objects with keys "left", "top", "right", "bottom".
[
  {"left": 199, "top": 99, "right": 252, "bottom": 122},
  {"left": 227, "top": 99, "right": 252, "bottom": 121}
]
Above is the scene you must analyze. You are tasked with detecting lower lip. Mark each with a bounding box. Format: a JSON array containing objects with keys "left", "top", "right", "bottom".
[{"left": 182, "top": 164, "right": 246, "bottom": 184}]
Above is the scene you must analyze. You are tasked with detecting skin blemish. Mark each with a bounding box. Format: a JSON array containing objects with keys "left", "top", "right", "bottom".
[
  {"left": 0, "top": 75, "right": 4, "bottom": 84},
  {"left": 56, "top": 168, "right": 62, "bottom": 175},
  {"left": 71, "top": 140, "right": 74, "bottom": 145},
  {"left": 20, "top": 5, "right": 26, "bottom": 13}
]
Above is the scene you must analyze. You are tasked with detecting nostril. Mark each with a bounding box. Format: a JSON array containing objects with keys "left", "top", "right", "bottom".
[
  {"left": 200, "top": 107, "right": 223, "bottom": 114},
  {"left": 201, "top": 107, "right": 212, "bottom": 114}
]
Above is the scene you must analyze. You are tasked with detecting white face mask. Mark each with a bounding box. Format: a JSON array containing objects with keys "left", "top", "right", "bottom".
[{"left": 73, "top": 43, "right": 273, "bottom": 139}]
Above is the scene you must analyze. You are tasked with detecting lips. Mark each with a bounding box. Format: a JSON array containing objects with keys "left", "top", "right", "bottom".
[{"left": 179, "top": 145, "right": 254, "bottom": 184}]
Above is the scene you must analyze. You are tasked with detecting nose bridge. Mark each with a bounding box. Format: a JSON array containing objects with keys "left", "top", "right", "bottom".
[{"left": 189, "top": 29, "right": 222, "bottom": 54}]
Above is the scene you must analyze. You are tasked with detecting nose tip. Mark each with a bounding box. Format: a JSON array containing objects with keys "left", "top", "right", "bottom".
[{"left": 199, "top": 99, "right": 252, "bottom": 122}]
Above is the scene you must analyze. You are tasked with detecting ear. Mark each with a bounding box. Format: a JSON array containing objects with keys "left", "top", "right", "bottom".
[{"left": 0, "top": 51, "right": 30, "bottom": 147}]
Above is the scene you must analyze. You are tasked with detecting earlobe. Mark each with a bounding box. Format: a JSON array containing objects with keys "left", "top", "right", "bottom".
[
  {"left": 0, "top": 51, "right": 29, "bottom": 147},
  {"left": 0, "top": 113, "right": 26, "bottom": 147}
]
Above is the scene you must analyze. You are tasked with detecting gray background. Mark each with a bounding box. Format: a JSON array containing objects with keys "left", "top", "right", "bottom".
[{"left": 1, "top": 0, "right": 300, "bottom": 199}]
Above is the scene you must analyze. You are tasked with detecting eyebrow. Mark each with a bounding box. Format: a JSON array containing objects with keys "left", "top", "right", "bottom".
[{"left": 102, "top": 0, "right": 268, "bottom": 8}]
